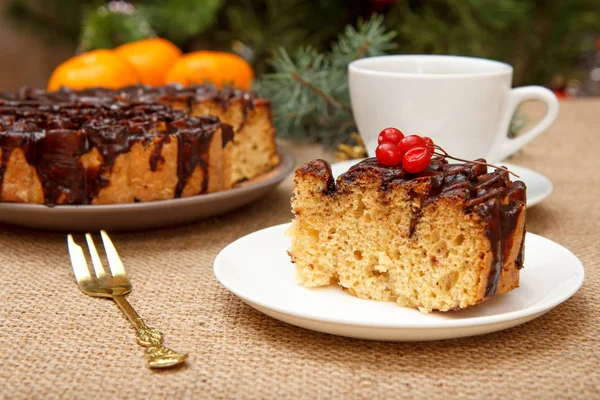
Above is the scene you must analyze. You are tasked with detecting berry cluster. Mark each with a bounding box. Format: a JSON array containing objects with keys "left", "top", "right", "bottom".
[
  {"left": 375, "top": 128, "right": 434, "bottom": 173},
  {"left": 374, "top": 127, "right": 520, "bottom": 178}
]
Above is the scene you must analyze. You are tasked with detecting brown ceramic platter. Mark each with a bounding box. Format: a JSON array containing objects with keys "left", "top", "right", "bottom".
[{"left": 0, "top": 149, "right": 294, "bottom": 232}]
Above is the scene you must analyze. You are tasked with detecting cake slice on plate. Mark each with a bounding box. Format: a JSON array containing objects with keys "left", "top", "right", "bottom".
[{"left": 287, "top": 130, "right": 526, "bottom": 313}]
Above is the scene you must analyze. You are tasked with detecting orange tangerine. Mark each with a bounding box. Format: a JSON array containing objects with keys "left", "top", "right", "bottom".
[
  {"left": 165, "top": 50, "right": 254, "bottom": 90},
  {"left": 48, "top": 49, "right": 139, "bottom": 91},
  {"left": 115, "top": 38, "right": 182, "bottom": 87}
]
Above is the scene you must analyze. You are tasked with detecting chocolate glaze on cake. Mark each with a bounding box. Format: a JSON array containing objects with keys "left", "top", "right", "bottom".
[
  {"left": 10, "top": 84, "right": 263, "bottom": 118},
  {"left": 0, "top": 102, "right": 231, "bottom": 205},
  {"left": 300, "top": 157, "right": 527, "bottom": 297}
]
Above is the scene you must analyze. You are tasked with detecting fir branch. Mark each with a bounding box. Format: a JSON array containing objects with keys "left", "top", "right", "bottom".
[
  {"left": 353, "top": 40, "right": 370, "bottom": 60},
  {"left": 258, "top": 14, "right": 396, "bottom": 148},
  {"left": 290, "top": 72, "right": 351, "bottom": 112},
  {"left": 331, "top": 14, "right": 397, "bottom": 69}
]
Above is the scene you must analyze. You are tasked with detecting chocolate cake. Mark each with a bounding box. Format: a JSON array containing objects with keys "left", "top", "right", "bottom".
[
  {"left": 0, "top": 102, "right": 232, "bottom": 205},
  {"left": 287, "top": 157, "right": 526, "bottom": 313},
  {"left": 0, "top": 84, "right": 280, "bottom": 206},
  {"left": 10, "top": 84, "right": 279, "bottom": 183}
]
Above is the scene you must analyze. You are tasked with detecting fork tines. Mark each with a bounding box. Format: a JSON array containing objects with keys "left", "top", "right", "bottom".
[{"left": 68, "top": 230, "right": 127, "bottom": 280}]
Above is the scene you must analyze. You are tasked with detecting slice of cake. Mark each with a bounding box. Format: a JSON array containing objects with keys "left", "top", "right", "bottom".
[{"left": 287, "top": 158, "right": 526, "bottom": 313}]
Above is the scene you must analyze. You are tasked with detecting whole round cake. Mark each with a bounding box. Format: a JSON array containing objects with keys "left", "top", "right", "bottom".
[{"left": 0, "top": 84, "right": 280, "bottom": 205}]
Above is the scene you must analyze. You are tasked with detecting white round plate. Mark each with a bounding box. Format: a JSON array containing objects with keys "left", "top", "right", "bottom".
[
  {"left": 0, "top": 149, "right": 294, "bottom": 232},
  {"left": 330, "top": 159, "right": 553, "bottom": 207},
  {"left": 214, "top": 223, "right": 584, "bottom": 341}
]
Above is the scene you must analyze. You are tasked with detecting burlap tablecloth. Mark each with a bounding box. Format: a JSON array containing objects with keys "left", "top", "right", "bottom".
[{"left": 1, "top": 100, "right": 598, "bottom": 399}]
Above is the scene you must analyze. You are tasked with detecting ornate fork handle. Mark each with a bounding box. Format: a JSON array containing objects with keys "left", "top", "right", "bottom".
[{"left": 113, "top": 295, "right": 188, "bottom": 368}]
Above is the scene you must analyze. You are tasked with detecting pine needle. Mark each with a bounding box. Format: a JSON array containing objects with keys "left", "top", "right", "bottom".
[{"left": 257, "top": 14, "right": 396, "bottom": 148}]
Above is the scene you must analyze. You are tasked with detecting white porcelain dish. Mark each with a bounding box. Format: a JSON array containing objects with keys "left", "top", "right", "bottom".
[{"left": 214, "top": 223, "right": 584, "bottom": 341}]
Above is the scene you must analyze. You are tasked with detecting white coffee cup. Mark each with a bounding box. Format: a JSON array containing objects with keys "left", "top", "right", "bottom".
[{"left": 348, "top": 55, "right": 559, "bottom": 162}]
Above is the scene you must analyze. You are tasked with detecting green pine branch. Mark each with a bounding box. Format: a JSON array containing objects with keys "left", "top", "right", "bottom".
[
  {"left": 257, "top": 15, "right": 396, "bottom": 148},
  {"left": 331, "top": 15, "right": 397, "bottom": 69}
]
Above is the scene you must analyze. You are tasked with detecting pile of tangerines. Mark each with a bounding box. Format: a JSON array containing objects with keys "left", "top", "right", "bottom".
[{"left": 48, "top": 38, "right": 254, "bottom": 91}]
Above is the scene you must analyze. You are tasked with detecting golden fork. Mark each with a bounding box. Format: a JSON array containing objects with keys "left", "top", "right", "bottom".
[{"left": 67, "top": 231, "right": 188, "bottom": 369}]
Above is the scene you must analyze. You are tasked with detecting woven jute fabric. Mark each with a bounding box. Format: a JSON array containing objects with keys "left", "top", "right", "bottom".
[{"left": 1, "top": 100, "right": 598, "bottom": 399}]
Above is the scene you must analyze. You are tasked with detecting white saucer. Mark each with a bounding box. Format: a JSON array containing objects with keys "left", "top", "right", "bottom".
[
  {"left": 214, "top": 223, "right": 584, "bottom": 341},
  {"left": 330, "top": 159, "right": 553, "bottom": 207}
]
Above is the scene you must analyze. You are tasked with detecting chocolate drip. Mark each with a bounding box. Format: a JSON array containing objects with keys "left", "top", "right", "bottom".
[
  {"left": 221, "top": 123, "right": 234, "bottom": 147},
  {"left": 28, "top": 129, "right": 90, "bottom": 205},
  {"left": 516, "top": 241, "right": 525, "bottom": 269},
  {"left": 84, "top": 121, "right": 132, "bottom": 200},
  {"left": 476, "top": 198, "right": 503, "bottom": 296},
  {"left": 309, "top": 157, "right": 527, "bottom": 296},
  {"left": 173, "top": 117, "right": 220, "bottom": 196},
  {"left": 509, "top": 181, "right": 527, "bottom": 270},
  {"left": 149, "top": 137, "right": 168, "bottom": 171}
]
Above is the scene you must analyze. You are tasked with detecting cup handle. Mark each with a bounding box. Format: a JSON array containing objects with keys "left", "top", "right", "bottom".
[{"left": 487, "top": 86, "right": 559, "bottom": 162}]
